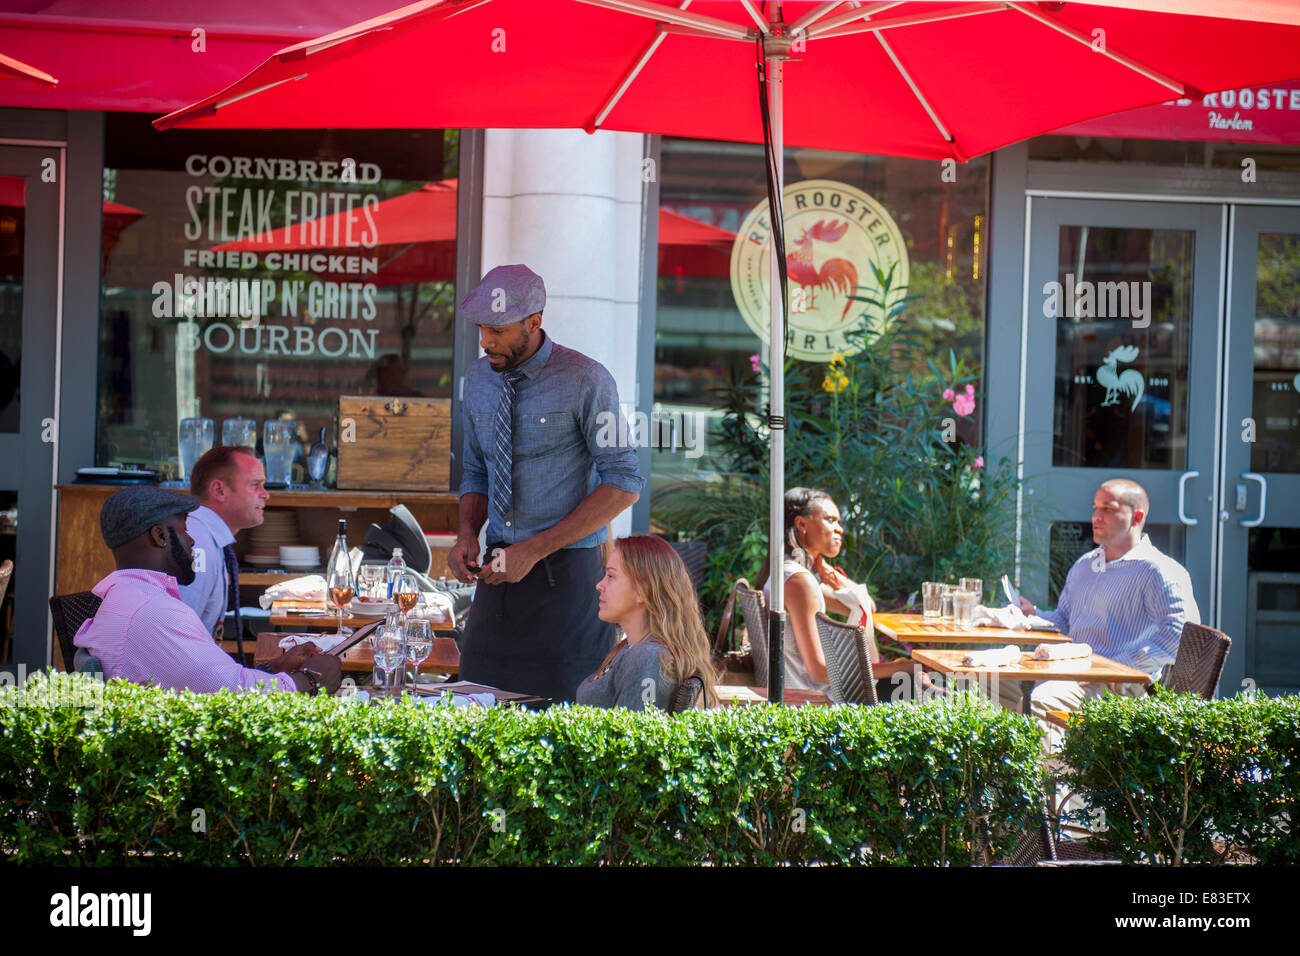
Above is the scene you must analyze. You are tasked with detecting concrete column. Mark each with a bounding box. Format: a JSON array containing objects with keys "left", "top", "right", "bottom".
[{"left": 480, "top": 128, "right": 648, "bottom": 537}]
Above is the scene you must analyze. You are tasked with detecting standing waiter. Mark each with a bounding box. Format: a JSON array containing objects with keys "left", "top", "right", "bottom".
[{"left": 448, "top": 264, "right": 643, "bottom": 700}]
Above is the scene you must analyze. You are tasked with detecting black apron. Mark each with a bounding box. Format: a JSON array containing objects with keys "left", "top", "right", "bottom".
[{"left": 459, "top": 544, "right": 614, "bottom": 701}]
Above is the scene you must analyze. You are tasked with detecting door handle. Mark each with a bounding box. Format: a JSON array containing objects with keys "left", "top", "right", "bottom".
[
  {"left": 1177, "top": 471, "right": 1199, "bottom": 526},
  {"left": 1241, "top": 473, "right": 1267, "bottom": 528}
]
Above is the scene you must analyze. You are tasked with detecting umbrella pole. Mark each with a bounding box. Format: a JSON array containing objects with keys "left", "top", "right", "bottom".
[{"left": 764, "top": 53, "right": 786, "bottom": 706}]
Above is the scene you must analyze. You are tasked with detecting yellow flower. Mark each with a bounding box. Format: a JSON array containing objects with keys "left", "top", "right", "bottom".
[{"left": 822, "top": 370, "right": 850, "bottom": 394}]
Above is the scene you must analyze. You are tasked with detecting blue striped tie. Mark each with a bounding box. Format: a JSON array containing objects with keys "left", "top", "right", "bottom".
[{"left": 492, "top": 369, "right": 525, "bottom": 518}]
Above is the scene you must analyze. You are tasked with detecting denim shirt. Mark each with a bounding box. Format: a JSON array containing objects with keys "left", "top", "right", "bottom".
[{"left": 460, "top": 334, "right": 643, "bottom": 549}]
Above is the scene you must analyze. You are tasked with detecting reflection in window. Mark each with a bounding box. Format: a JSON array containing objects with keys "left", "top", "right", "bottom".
[
  {"left": 98, "top": 115, "right": 458, "bottom": 476},
  {"left": 0, "top": 177, "right": 23, "bottom": 435},
  {"left": 1052, "top": 226, "right": 1193, "bottom": 470},
  {"left": 1251, "top": 232, "right": 1300, "bottom": 474},
  {"left": 652, "top": 139, "right": 987, "bottom": 495}
]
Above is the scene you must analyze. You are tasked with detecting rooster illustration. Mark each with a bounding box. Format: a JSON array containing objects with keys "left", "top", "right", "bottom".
[
  {"left": 786, "top": 219, "right": 858, "bottom": 321},
  {"left": 1097, "top": 345, "right": 1145, "bottom": 412}
]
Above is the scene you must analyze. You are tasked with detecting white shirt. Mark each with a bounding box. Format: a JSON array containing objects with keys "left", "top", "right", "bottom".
[{"left": 178, "top": 504, "right": 235, "bottom": 635}]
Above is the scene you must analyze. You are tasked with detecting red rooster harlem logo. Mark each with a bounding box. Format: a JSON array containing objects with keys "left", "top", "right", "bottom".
[{"left": 730, "top": 180, "right": 909, "bottom": 363}]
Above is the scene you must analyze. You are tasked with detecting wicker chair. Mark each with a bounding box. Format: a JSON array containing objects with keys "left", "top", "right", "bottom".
[
  {"left": 669, "top": 675, "right": 705, "bottom": 713},
  {"left": 50, "top": 591, "right": 104, "bottom": 672},
  {"left": 814, "top": 612, "right": 878, "bottom": 705},
  {"left": 734, "top": 582, "right": 768, "bottom": 691},
  {"left": 1161, "top": 621, "right": 1232, "bottom": 698}
]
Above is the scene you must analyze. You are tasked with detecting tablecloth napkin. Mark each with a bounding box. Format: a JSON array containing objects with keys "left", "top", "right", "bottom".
[
  {"left": 1034, "top": 642, "right": 1092, "bottom": 661},
  {"left": 259, "top": 574, "right": 328, "bottom": 609},
  {"left": 960, "top": 645, "right": 1023, "bottom": 667}
]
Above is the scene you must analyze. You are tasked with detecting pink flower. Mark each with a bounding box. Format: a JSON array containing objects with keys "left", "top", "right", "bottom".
[
  {"left": 749, "top": 354, "right": 762, "bottom": 373},
  {"left": 953, "top": 393, "right": 976, "bottom": 416},
  {"left": 942, "top": 387, "right": 955, "bottom": 401},
  {"left": 964, "top": 384, "right": 975, "bottom": 396},
  {"left": 973, "top": 456, "right": 984, "bottom": 469}
]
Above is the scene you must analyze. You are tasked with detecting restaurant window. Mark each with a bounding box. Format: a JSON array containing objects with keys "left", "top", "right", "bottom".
[
  {"left": 652, "top": 138, "right": 988, "bottom": 497},
  {"left": 99, "top": 114, "right": 458, "bottom": 477}
]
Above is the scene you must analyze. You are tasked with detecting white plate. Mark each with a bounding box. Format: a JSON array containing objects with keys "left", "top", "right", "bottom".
[{"left": 350, "top": 599, "right": 395, "bottom": 616}]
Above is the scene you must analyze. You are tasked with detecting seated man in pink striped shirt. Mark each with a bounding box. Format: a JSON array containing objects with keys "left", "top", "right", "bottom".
[{"left": 75, "top": 487, "right": 341, "bottom": 696}]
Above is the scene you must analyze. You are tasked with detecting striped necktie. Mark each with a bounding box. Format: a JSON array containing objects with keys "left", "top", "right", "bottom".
[
  {"left": 223, "top": 544, "right": 244, "bottom": 663},
  {"left": 492, "top": 369, "right": 525, "bottom": 517}
]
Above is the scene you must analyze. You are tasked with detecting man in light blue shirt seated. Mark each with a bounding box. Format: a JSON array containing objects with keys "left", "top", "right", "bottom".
[
  {"left": 179, "top": 446, "right": 270, "bottom": 652},
  {"left": 1005, "top": 478, "right": 1200, "bottom": 745}
]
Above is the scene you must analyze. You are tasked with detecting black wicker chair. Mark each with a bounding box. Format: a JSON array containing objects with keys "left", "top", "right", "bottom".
[
  {"left": 734, "top": 582, "right": 768, "bottom": 691},
  {"left": 669, "top": 675, "right": 705, "bottom": 713},
  {"left": 49, "top": 591, "right": 103, "bottom": 672},
  {"left": 814, "top": 612, "right": 878, "bottom": 705},
  {"left": 1161, "top": 621, "right": 1232, "bottom": 698}
]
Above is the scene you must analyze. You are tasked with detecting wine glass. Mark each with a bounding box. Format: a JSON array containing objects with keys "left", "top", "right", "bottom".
[
  {"left": 403, "top": 619, "right": 433, "bottom": 689},
  {"left": 326, "top": 541, "right": 356, "bottom": 638},
  {"left": 393, "top": 570, "right": 420, "bottom": 623},
  {"left": 374, "top": 624, "right": 404, "bottom": 697}
]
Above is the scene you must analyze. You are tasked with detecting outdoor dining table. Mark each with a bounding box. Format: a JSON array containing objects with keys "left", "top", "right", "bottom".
[
  {"left": 909, "top": 647, "right": 1152, "bottom": 715},
  {"left": 873, "top": 612, "right": 1070, "bottom": 645},
  {"left": 268, "top": 600, "right": 454, "bottom": 632},
  {"left": 254, "top": 631, "right": 460, "bottom": 676}
]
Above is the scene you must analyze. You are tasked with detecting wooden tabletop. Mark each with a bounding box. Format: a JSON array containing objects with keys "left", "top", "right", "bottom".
[
  {"left": 874, "top": 612, "right": 1069, "bottom": 645},
  {"left": 910, "top": 647, "right": 1151, "bottom": 686},
  {"left": 269, "top": 602, "right": 454, "bottom": 632},
  {"left": 715, "top": 685, "right": 832, "bottom": 707},
  {"left": 254, "top": 631, "right": 460, "bottom": 675}
]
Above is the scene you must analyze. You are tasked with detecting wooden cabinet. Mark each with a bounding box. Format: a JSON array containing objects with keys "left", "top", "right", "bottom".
[{"left": 55, "top": 483, "right": 460, "bottom": 599}]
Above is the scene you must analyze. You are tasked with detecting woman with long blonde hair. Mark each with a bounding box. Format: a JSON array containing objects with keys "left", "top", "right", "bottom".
[{"left": 575, "top": 535, "right": 719, "bottom": 710}]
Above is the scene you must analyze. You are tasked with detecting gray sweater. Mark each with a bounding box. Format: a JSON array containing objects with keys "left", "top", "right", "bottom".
[{"left": 574, "top": 639, "right": 676, "bottom": 711}]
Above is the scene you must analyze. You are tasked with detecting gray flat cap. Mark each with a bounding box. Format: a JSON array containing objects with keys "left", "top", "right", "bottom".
[
  {"left": 459, "top": 264, "right": 545, "bottom": 327},
  {"left": 100, "top": 487, "right": 199, "bottom": 550}
]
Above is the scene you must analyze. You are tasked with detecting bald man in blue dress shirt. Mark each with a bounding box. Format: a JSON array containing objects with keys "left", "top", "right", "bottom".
[{"left": 1006, "top": 478, "right": 1200, "bottom": 746}]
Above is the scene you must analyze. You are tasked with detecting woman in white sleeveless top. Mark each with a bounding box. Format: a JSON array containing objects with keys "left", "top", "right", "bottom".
[{"left": 763, "top": 488, "right": 925, "bottom": 697}]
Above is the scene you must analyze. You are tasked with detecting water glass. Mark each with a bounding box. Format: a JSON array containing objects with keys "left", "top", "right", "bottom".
[
  {"left": 403, "top": 619, "right": 433, "bottom": 687},
  {"left": 263, "top": 420, "right": 297, "bottom": 485},
  {"left": 940, "top": 584, "right": 957, "bottom": 624},
  {"left": 922, "top": 581, "right": 942, "bottom": 619},
  {"left": 953, "top": 589, "right": 978, "bottom": 630},
  {"left": 358, "top": 563, "right": 386, "bottom": 600},
  {"left": 222, "top": 417, "right": 257, "bottom": 448},
  {"left": 374, "top": 624, "right": 404, "bottom": 696},
  {"left": 178, "top": 417, "right": 215, "bottom": 482},
  {"left": 960, "top": 578, "right": 984, "bottom": 604}
]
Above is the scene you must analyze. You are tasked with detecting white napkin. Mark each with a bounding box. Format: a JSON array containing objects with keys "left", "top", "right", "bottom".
[
  {"left": 960, "top": 645, "right": 1023, "bottom": 667},
  {"left": 1033, "top": 642, "right": 1091, "bottom": 661},
  {"left": 259, "top": 574, "right": 328, "bottom": 609},
  {"left": 972, "top": 604, "right": 1028, "bottom": 629},
  {"left": 828, "top": 582, "right": 873, "bottom": 626},
  {"left": 277, "top": 632, "right": 347, "bottom": 652}
]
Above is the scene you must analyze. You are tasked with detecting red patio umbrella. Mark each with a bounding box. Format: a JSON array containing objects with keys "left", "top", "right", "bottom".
[
  {"left": 211, "top": 179, "right": 737, "bottom": 282},
  {"left": 155, "top": 0, "right": 1300, "bottom": 701}
]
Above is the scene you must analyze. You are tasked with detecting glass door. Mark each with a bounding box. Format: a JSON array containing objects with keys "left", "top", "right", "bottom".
[
  {"left": 1020, "top": 199, "right": 1223, "bottom": 626},
  {"left": 1219, "top": 206, "right": 1300, "bottom": 696},
  {"left": 0, "top": 146, "right": 60, "bottom": 670}
]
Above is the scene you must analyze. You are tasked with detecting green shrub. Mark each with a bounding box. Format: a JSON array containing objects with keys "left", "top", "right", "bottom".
[
  {"left": 1058, "top": 690, "right": 1299, "bottom": 865},
  {"left": 1, "top": 673, "right": 1041, "bottom": 866}
]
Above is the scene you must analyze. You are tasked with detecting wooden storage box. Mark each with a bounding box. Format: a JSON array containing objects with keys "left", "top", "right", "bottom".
[{"left": 337, "top": 396, "right": 451, "bottom": 491}]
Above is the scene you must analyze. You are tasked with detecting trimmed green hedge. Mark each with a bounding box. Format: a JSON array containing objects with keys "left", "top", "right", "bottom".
[
  {"left": 1, "top": 673, "right": 1041, "bottom": 865},
  {"left": 1059, "top": 690, "right": 1299, "bottom": 865}
]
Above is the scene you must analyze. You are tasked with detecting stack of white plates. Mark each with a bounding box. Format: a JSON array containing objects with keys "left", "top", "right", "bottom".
[
  {"left": 246, "top": 510, "right": 301, "bottom": 566},
  {"left": 279, "top": 545, "right": 321, "bottom": 570}
]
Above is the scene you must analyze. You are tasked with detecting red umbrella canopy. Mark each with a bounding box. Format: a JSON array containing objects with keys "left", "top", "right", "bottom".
[{"left": 157, "top": 0, "right": 1300, "bottom": 160}]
